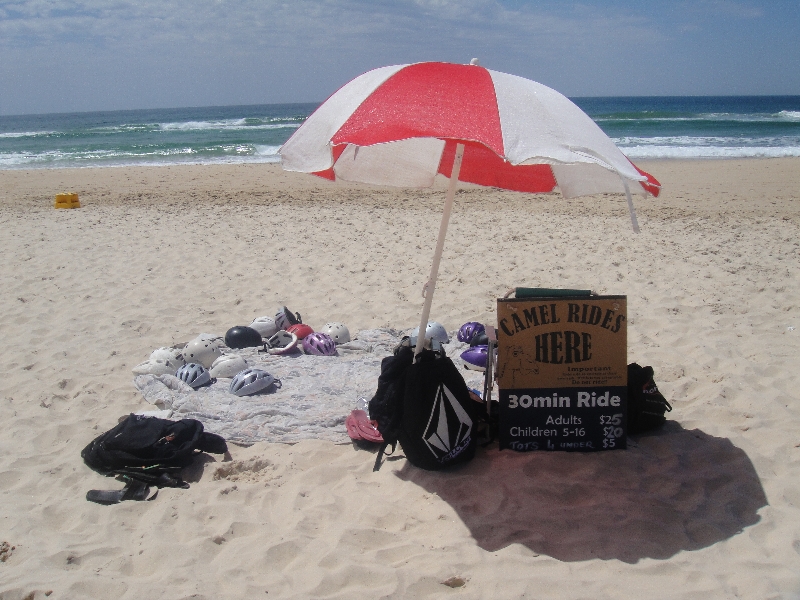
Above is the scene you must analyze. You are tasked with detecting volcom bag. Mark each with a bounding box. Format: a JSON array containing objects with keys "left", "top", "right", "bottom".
[
  {"left": 397, "top": 348, "right": 478, "bottom": 471},
  {"left": 82, "top": 414, "right": 227, "bottom": 495},
  {"left": 627, "top": 363, "right": 672, "bottom": 434}
]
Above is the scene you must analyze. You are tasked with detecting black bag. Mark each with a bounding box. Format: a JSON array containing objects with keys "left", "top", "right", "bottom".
[
  {"left": 369, "top": 343, "right": 415, "bottom": 446},
  {"left": 399, "top": 348, "right": 478, "bottom": 470},
  {"left": 82, "top": 414, "right": 227, "bottom": 501},
  {"left": 370, "top": 343, "right": 477, "bottom": 471},
  {"left": 627, "top": 363, "right": 672, "bottom": 434}
]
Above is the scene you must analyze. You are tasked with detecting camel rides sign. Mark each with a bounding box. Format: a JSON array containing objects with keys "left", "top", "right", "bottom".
[{"left": 496, "top": 295, "right": 627, "bottom": 452}]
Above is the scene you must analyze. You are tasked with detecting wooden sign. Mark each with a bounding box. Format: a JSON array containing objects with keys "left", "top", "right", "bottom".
[{"left": 496, "top": 296, "right": 627, "bottom": 451}]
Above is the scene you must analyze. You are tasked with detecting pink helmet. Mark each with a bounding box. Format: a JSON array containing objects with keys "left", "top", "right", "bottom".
[{"left": 302, "top": 332, "right": 337, "bottom": 356}]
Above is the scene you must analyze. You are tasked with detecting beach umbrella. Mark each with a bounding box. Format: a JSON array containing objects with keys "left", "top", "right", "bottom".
[{"left": 280, "top": 61, "right": 661, "bottom": 357}]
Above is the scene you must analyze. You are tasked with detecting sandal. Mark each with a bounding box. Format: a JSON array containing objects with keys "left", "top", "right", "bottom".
[{"left": 346, "top": 409, "right": 383, "bottom": 443}]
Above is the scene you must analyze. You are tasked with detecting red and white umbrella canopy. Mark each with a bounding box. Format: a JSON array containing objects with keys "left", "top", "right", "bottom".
[
  {"left": 281, "top": 61, "right": 661, "bottom": 358},
  {"left": 280, "top": 61, "right": 660, "bottom": 198}
]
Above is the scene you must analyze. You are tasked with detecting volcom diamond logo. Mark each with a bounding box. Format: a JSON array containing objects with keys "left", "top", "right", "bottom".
[{"left": 422, "top": 384, "right": 473, "bottom": 460}]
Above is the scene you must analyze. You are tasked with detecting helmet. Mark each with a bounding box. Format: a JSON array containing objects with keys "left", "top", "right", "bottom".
[
  {"left": 175, "top": 363, "right": 213, "bottom": 388},
  {"left": 302, "top": 332, "right": 337, "bottom": 356},
  {"left": 457, "top": 322, "right": 485, "bottom": 343},
  {"left": 274, "top": 306, "right": 302, "bottom": 330},
  {"left": 194, "top": 333, "right": 225, "bottom": 347},
  {"left": 229, "top": 368, "right": 279, "bottom": 396},
  {"left": 265, "top": 330, "right": 299, "bottom": 355},
  {"left": 133, "top": 357, "right": 184, "bottom": 376},
  {"left": 408, "top": 335, "right": 443, "bottom": 353},
  {"left": 286, "top": 323, "right": 314, "bottom": 340},
  {"left": 460, "top": 345, "right": 489, "bottom": 371},
  {"left": 321, "top": 322, "right": 350, "bottom": 344},
  {"left": 209, "top": 353, "right": 249, "bottom": 378},
  {"left": 149, "top": 346, "right": 186, "bottom": 367},
  {"left": 184, "top": 338, "right": 224, "bottom": 368},
  {"left": 250, "top": 316, "right": 278, "bottom": 338},
  {"left": 470, "top": 331, "right": 489, "bottom": 347},
  {"left": 410, "top": 321, "right": 449, "bottom": 344},
  {"left": 225, "top": 326, "right": 264, "bottom": 349}
]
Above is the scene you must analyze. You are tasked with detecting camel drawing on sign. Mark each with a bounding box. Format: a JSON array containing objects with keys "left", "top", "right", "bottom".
[{"left": 498, "top": 346, "right": 539, "bottom": 388}]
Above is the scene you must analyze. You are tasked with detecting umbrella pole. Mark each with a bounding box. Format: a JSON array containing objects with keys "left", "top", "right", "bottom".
[
  {"left": 621, "top": 177, "right": 640, "bottom": 234},
  {"left": 414, "top": 143, "right": 465, "bottom": 359}
]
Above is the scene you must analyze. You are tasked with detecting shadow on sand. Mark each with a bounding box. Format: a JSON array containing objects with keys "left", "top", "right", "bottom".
[{"left": 394, "top": 422, "right": 767, "bottom": 563}]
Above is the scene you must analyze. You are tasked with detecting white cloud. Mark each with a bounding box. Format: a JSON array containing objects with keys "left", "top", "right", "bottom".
[
  {"left": 0, "top": 0, "right": 796, "bottom": 114},
  {"left": 0, "top": 0, "right": 661, "bottom": 52}
]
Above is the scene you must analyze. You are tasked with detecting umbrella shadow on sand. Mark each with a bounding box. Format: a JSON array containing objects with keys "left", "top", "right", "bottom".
[{"left": 394, "top": 422, "right": 767, "bottom": 563}]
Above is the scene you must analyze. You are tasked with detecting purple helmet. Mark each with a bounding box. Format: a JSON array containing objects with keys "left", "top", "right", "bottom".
[
  {"left": 457, "top": 321, "right": 485, "bottom": 343},
  {"left": 460, "top": 345, "right": 489, "bottom": 371},
  {"left": 302, "top": 332, "right": 337, "bottom": 356}
]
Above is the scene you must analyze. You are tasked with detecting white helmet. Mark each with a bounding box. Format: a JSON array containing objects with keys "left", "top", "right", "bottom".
[
  {"left": 250, "top": 316, "right": 278, "bottom": 339},
  {"left": 265, "top": 330, "right": 298, "bottom": 355},
  {"left": 195, "top": 333, "right": 225, "bottom": 347},
  {"left": 229, "top": 368, "right": 280, "bottom": 396},
  {"left": 149, "top": 346, "right": 186, "bottom": 367},
  {"left": 184, "top": 337, "right": 224, "bottom": 368},
  {"left": 209, "top": 353, "right": 249, "bottom": 378},
  {"left": 321, "top": 322, "right": 350, "bottom": 344},
  {"left": 274, "top": 306, "right": 301, "bottom": 330},
  {"left": 175, "top": 363, "right": 212, "bottom": 389},
  {"left": 132, "top": 357, "right": 184, "bottom": 376},
  {"left": 410, "top": 321, "right": 450, "bottom": 344}
]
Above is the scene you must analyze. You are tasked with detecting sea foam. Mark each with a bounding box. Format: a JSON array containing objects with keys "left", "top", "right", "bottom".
[
  {"left": 158, "top": 118, "right": 301, "bottom": 132},
  {"left": 2, "top": 99, "right": 799, "bottom": 169}
]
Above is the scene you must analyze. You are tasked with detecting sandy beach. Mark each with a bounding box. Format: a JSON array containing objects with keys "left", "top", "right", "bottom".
[{"left": 0, "top": 159, "right": 799, "bottom": 599}]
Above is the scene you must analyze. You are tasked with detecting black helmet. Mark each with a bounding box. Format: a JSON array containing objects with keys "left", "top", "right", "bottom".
[
  {"left": 225, "top": 326, "right": 264, "bottom": 349},
  {"left": 470, "top": 331, "right": 490, "bottom": 347}
]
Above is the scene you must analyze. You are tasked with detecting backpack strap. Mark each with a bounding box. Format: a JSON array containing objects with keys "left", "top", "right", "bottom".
[
  {"left": 373, "top": 440, "right": 397, "bottom": 472},
  {"left": 109, "top": 466, "right": 190, "bottom": 488}
]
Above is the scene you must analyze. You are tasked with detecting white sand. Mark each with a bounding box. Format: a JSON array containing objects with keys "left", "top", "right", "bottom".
[{"left": 0, "top": 160, "right": 798, "bottom": 598}]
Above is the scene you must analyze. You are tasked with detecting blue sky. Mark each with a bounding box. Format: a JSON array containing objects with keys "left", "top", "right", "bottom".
[{"left": 1, "top": 0, "right": 798, "bottom": 115}]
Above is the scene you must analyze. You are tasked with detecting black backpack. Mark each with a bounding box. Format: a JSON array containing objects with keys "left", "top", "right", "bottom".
[
  {"left": 369, "top": 344, "right": 414, "bottom": 434},
  {"left": 627, "top": 363, "right": 672, "bottom": 434},
  {"left": 370, "top": 344, "right": 478, "bottom": 471},
  {"left": 369, "top": 343, "right": 414, "bottom": 469},
  {"left": 81, "top": 414, "right": 227, "bottom": 503}
]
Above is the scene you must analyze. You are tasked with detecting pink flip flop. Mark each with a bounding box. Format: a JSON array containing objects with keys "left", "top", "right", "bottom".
[
  {"left": 347, "top": 410, "right": 384, "bottom": 443},
  {"left": 346, "top": 411, "right": 363, "bottom": 441}
]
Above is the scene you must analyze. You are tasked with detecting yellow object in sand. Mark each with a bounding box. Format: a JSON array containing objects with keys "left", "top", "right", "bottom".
[{"left": 54, "top": 193, "right": 80, "bottom": 209}]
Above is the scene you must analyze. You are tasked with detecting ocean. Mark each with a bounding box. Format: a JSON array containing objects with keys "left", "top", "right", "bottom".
[{"left": 1, "top": 96, "right": 799, "bottom": 170}]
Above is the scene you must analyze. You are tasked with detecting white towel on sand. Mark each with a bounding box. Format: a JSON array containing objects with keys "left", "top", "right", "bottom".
[{"left": 134, "top": 329, "right": 485, "bottom": 444}]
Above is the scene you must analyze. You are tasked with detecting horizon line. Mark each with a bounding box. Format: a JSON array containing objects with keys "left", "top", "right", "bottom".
[{"left": 3, "top": 94, "right": 800, "bottom": 120}]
